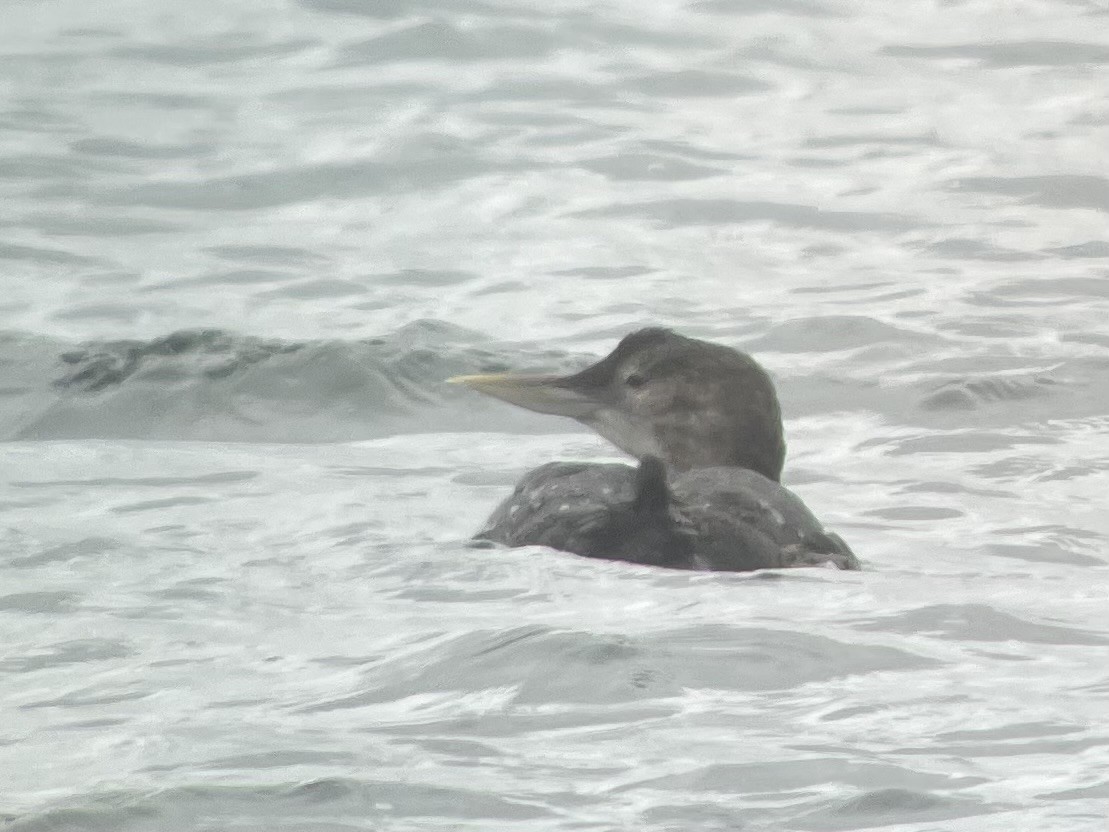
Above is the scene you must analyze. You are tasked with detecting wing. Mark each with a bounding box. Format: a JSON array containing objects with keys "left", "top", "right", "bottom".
[
  {"left": 474, "top": 460, "right": 701, "bottom": 568},
  {"left": 673, "top": 467, "right": 860, "bottom": 570},
  {"left": 475, "top": 461, "right": 639, "bottom": 551},
  {"left": 475, "top": 462, "right": 859, "bottom": 572}
]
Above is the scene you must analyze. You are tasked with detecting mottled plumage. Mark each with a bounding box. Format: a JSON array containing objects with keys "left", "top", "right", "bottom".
[
  {"left": 476, "top": 457, "right": 857, "bottom": 571},
  {"left": 454, "top": 328, "right": 858, "bottom": 572}
]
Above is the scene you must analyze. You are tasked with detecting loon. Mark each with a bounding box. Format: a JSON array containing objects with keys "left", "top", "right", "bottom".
[{"left": 452, "top": 328, "right": 858, "bottom": 571}]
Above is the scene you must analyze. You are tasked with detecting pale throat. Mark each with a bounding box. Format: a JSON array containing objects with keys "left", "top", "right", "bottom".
[{"left": 582, "top": 408, "right": 663, "bottom": 462}]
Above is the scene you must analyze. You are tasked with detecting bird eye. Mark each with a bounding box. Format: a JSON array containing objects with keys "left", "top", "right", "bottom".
[{"left": 624, "top": 372, "right": 646, "bottom": 388}]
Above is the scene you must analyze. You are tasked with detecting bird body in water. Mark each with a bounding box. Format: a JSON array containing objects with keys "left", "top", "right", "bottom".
[{"left": 452, "top": 328, "right": 858, "bottom": 571}]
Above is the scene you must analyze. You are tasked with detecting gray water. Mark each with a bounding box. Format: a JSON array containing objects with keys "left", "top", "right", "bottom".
[{"left": 3, "top": 1, "right": 1109, "bottom": 829}]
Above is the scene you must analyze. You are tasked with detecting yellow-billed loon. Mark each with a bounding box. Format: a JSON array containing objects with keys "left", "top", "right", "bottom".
[{"left": 452, "top": 328, "right": 858, "bottom": 571}]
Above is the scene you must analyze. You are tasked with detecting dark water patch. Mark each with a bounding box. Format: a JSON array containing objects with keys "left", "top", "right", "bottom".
[
  {"left": 50, "top": 303, "right": 140, "bottom": 324},
  {"left": 805, "top": 133, "right": 940, "bottom": 149},
  {"left": 10, "top": 536, "right": 122, "bottom": 568},
  {"left": 287, "top": 777, "right": 354, "bottom": 802},
  {"left": 1041, "top": 781, "right": 1109, "bottom": 800},
  {"left": 152, "top": 584, "right": 226, "bottom": 603},
  {"left": 310, "top": 652, "right": 408, "bottom": 669},
  {"left": 789, "top": 156, "right": 850, "bottom": 168},
  {"left": 693, "top": 0, "right": 838, "bottom": 16},
  {"left": 255, "top": 278, "right": 367, "bottom": 300},
  {"left": 4, "top": 803, "right": 157, "bottom": 832},
  {"left": 394, "top": 736, "right": 503, "bottom": 760},
  {"left": 828, "top": 105, "right": 905, "bottom": 116},
  {"left": 454, "top": 469, "right": 520, "bottom": 488},
  {"left": 60, "top": 27, "right": 125, "bottom": 38},
  {"left": 791, "top": 279, "right": 888, "bottom": 293},
  {"left": 528, "top": 126, "right": 623, "bottom": 147},
  {"left": 333, "top": 21, "right": 561, "bottom": 66},
  {"left": 737, "top": 40, "right": 847, "bottom": 71},
  {"left": 897, "top": 480, "right": 1015, "bottom": 498},
  {"left": 550, "top": 265, "right": 653, "bottom": 280},
  {"left": 969, "top": 276, "right": 1109, "bottom": 304},
  {"left": 466, "top": 77, "right": 637, "bottom": 105},
  {"left": 205, "top": 244, "right": 330, "bottom": 267},
  {"left": 58, "top": 717, "right": 131, "bottom": 731},
  {"left": 1044, "top": 240, "right": 1109, "bottom": 258},
  {"left": 948, "top": 174, "right": 1109, "bottom": 212},
  {"left": 940, "top": 721, "right": 1083, "bottom": 743},
  {"left": 0, "top": 105, "right": 78, "bottom": 134},
  {"left": 859, "top": 506, "right": 963, "bottom": 521},
  {"left": 171, "top": 268, "right": 298, "bottom": 288},
  {"left": 1062, "top": 330, "right": 1109, "bottom": 348},
  {"left": 87, "top": 90, "right": 213, "bottom": 110},
  {"left": 572, "top": 198, "right": 922, "bottom": 231},
  {"left": 922, "top": 237, "right": 1042, "bottom": 261},
  {"left": 267, "top": 80, "right": 436, "bottom": 109},
  {"left": 369, "top": 268, "right": 478, "bottom": 287},
  {"left": 640, "top": 138, "right": 754, "bottom": 161},
  {"left": 83, "top": 271, "right": 141, "bottom": 286},
  {"left": 330, "top": 465, "right": 455, "bottom": 477},
  {"left": 0, "top": 591, "right": 81, "bottom": 614},
  {"left": 641, "top": 803, "right": 754, "bottom": 831},
  {"left": 23, "top": 212, "right": 183, "bottom": 236},
  {"left": 746, "top": 315, "right": 938, "bottom": 353},
  {"left": 8, "top": 778, "right": 552, "bottom": 831},
  {"left": 298, "top": 0, "right": 507, "bottom": 19},
  {"left": 465, "top": 283, "right": 574, "bottom": 307},
  {"left": 0, "top": 242, "right": 103, "bottom": 265},
  {"left": 854, "top": 603, "right": 1109, "bottom": 645},
  {"left": 0, "top": 304, "right": 31, "bottom": 318},
  {"left": 198, "top": 750, "right": 357, "bottom": 770},
  {"left": 794, "top": 787, "right": 998, "bottom": 830},
  {"left": 901, "top": 734, "right": 1109, "bottom": 758},
  {"left": 984, "top": 543, "right": 1104, "bottom": 567},
  {"left": 1071, "top": 107, "right": 1109, "bottom": 126},
  {"left": 819, "top": 700, "right": 930, "bottom": 722},
  {"left": 70, "top": 137, "right": 211, "bottom": 160},
  {"left": 933, "top": 316, "right": 1040, "bottom": 338},
  {"left": 205, "top": 697, "right": 269, "bottom": 709},
  {"left": 0, "top": 49, "right": 87, "bottom": 74},
  {"left": 626, "top": 758, "right": 981, "bottom": 795},
  {"left": 17, "top": 471, "right": 257, "bottom": 489},
  {"left": 475, "top": 108, "right": 603, "bottom": 129},
  {"left": 880, "top": 432, "right": 1060, "bottom": 455},
  {"left": 1034, "top": 459, "right": 1109, "bottom": 482},
  {"left": 376, "top": 703, "right": 677, "bottom": 740},
  {"left": 626, "top": 69, "right": 773, "bottom": 97},
  {"left": 111, "top": 496, "right": 214, "bottom": 513},
  {"left": 0, "top": 154, "right": 118, "bottom": 180},
  {"left": 914, "top": 354, "right": 1074, "bottom": 376},
  {"left": 577, "top": 152, "right": 723, "bottom": 181},
  {"left": 0, "top": 638, "right": 132, "bottom": 672},
  {"left": 393, "top": 585, "right": 527, "bottom": 603},
  {"left": 883, "top": 40, "right": 1109, "bottom": 67},
  {"left": 574, "top": 19, "right": 720, "bottom": 48},
  {"left": 20, "top": 687, "right": 150, "bottom": 710},
  {"left": 971, "top": 455, "right": 1075, "bottom": 480},
  {"left": 112, "top": 38, "right": 317, "bottom": 66},
  {"left": 920, "top": 374, "right": 1061, "bottom": 411}
]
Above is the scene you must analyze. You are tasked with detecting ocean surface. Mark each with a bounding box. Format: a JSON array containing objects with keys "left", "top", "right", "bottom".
[{"left": 3, "top": 1, "right": 1109, "bottom": 829}]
